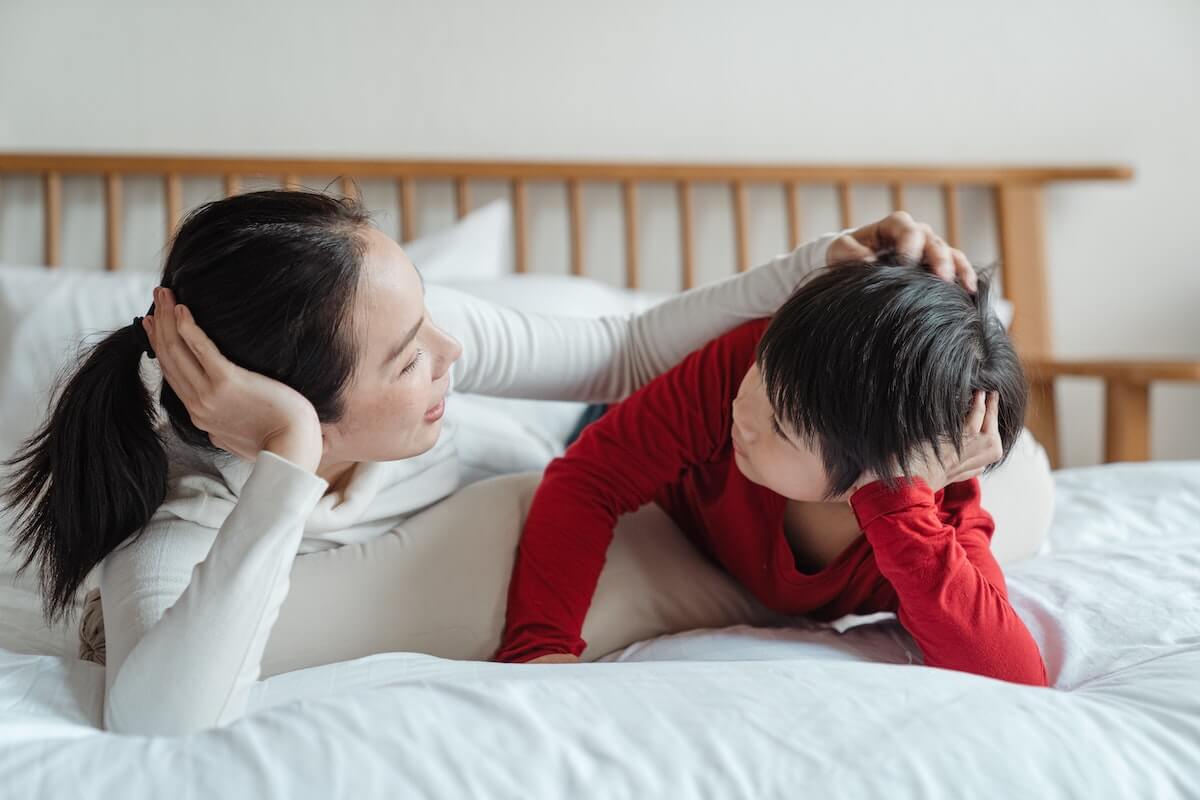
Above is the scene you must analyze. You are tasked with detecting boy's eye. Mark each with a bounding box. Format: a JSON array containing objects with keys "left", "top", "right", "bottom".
[
  {"left": 770, "top": 416, "right": 787, "bottom": 439},
  {"left": 400, "top": 349, "right": 423, "bottom": 376}
]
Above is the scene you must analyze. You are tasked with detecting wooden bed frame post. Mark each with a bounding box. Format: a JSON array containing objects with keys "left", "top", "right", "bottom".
[{"left": 996, "top": 182, "right": 1060, "bottom": 467}]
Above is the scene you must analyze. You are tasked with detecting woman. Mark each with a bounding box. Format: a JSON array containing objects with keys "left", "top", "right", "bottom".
[{"left": 3, "top": 189, "right": 975, "bottom": 735}]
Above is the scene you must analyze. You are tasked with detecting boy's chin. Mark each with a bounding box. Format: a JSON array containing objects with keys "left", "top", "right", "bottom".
[{"left": 734, "top": 452, "right": 841, "bottom": 503}]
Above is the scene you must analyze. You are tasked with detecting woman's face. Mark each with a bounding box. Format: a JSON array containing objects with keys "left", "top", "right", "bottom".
[
  {"left": 730, "top": 362, "right": 852, "bottom": 503},
  {"left": 319, "top": 227, "right": 463, "bottom": 465}
]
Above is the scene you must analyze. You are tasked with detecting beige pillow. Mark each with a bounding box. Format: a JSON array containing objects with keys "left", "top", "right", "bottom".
[
  {"left": 261, "top": 474, "right": 779, "bottom": 675},
  {"left": 258, "top": 427, "right": 1053, "bottom": 674},
  {"left": 979, "top": 428, "right": 1055, "bottom": 564}
]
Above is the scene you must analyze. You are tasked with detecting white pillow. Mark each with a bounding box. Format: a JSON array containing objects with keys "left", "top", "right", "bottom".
[
  {"left": 436, "top": 272, "right": 671, "bottom": 316},
  {"left": 0, "top": 267, "right": 160, "bottom": 462},
  {"left": 402, "top": 200, "right": 512, "bottom": 281}
]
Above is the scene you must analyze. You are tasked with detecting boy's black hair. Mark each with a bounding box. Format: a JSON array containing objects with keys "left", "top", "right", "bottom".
[{"left": 755, "top": 255, "right": 1027, "bottom": 498}]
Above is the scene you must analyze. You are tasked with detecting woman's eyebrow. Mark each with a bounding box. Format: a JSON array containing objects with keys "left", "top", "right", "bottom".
[
  {"left": 379, "top": 265, "right": 429, "bottom": 371},
  {"left": 381, "top": 317, "right": 425, "bottom": 370}
]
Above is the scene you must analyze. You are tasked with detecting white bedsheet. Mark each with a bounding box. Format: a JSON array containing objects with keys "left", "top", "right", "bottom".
[{"left": 2, "top": 460, "right": 1199, "bottom": 799}]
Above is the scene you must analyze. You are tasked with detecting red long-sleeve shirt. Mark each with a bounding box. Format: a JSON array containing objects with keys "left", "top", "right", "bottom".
[{"left": 495, "top": 319, "right": 1048, "bottom": 687}]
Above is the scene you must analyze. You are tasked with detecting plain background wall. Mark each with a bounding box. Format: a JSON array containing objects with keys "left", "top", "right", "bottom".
[{"left": 0, "top": 0, "right": 1196, "bottom": 468}]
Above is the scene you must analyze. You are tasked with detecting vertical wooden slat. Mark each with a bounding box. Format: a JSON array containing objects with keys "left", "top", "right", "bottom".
[
  {"left": 732, "top": 181, "right": 749, "bottom": 272},
  {"left": 104, "top": 172, "right": 122, "bottom": 271},
  {"left": 512, "top": 178, "right": 528, "bottom": 274},
  {"left": 997, "top": 182, "right": 1057, "bottom": 466},
  {"left": 398, "top": 178, "right": 416, "bottom": 242},
  {"left": 340, "top": 176, "right": 359, "bottom": 202},
  {"left": 784, "top": 181, "right": 801, "bottom": 250},
  {"left": 677, "top": 181, "right": 695, "bottom": 290},
  {"left": 1027, "top": 376, "right": 1061, "bottom": 471},
  {"left": 996, "top": 183, "right": 1052, "bottom": 357},
  {"left": 223, "top": 174, "right": 240, "bottom": 196},
  {"left": 942, "top": 183, "right": 960, "bottom": 248},
  {"left": 622, "top": 180, "right": 639, "bottom": 288},
  {"left": 837, "top": 182, "right": 853, "bottom": 229},
  {"left": 1104, "top": 379, "right": 1151, "bottom": 463},
  {"left": 164, "top": 173, "right": 182, "bottom": 239},
  {"left": 567, "top": 179, "right": 584, "bottom": 276},
  {"left": 890, "top": 182, "right": 906, "bottom": 213},
  {"left": 283, "top": 173, "right": 300, "bottom": 190},
  {"left": 43, "top": 172, "right": 61, "bottom": 268},
  {"left": 455, "top": 177, "right": 471, "bottom": 219}
]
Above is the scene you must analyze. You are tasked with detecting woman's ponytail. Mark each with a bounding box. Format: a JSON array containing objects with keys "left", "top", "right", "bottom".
[{"left": 2, "top": 323, "right": 167, "bottom": 622}]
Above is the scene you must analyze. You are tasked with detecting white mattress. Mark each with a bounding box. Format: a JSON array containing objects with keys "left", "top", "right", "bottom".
[{"left": 2, "top": 460, "right": 1199, "bottom": 799}]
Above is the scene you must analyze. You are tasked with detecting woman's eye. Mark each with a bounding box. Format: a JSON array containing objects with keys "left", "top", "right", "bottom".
[{"left": 400, "top": 349, "right": 423, "bottom": 376}]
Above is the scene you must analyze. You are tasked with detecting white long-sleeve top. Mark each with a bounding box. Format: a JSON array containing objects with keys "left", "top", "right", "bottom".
[{"left": 98, "top": 234, "right": 838, "bottom": 735}]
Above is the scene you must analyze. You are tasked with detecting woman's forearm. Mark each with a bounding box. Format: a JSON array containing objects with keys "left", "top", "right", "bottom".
[
  {"left": 101, "top": 451, "right": 328, "bottom": 735},
  {"left": 434, "top": 232, "right": 841, "bottom": 402}
]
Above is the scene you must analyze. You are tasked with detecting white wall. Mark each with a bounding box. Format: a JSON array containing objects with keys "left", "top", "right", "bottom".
[{"left": 1, "top": 0, "right": 1197, "bottom": 467}]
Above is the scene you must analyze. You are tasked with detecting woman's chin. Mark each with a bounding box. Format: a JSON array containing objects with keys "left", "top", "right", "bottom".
[{"left": 407, "top": 419, "right": 445, "bottom": 456}]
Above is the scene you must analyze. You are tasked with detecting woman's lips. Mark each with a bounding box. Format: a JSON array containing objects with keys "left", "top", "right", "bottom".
[{"left": 424, "top": 396, "right": 446, "bottom": 423}]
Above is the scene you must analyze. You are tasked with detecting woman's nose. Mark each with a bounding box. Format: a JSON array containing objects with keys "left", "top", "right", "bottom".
[{"left": 430, "top": 329, "right": 463, "bottom": 380}]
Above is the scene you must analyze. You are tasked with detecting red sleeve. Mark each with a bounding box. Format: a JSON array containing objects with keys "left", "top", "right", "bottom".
[
  {"left": 848, "top": 477, "right": 1049, "bottom": 687},
  {"left": 493, "top": 319, "right": 768, "bottom": 663}
]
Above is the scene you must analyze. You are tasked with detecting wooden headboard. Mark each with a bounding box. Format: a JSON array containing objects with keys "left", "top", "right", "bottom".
[{"left": 0, "top": 153, "right": 1142, "bottom": 467}]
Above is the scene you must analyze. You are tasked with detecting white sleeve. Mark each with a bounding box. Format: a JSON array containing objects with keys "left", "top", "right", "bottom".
[
  {"left": 99, "top": 451, "right": 328, "bottom": 736},
  {"left": 430, "top": 232, "right": 841, "bottom": 402}
]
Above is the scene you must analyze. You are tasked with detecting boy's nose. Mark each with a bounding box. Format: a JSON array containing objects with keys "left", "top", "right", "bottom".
[{"left": 731, "top": 413, "right": 755, "bottom": 444}]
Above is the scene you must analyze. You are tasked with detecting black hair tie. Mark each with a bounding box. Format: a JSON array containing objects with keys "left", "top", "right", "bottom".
[{"left": 131, "top": 301, "right": 157, "bottom": 359}]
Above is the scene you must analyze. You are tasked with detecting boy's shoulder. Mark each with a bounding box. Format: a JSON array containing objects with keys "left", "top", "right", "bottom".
[{"left": 702, "top": 317, "right": 772, "bottom": 365}]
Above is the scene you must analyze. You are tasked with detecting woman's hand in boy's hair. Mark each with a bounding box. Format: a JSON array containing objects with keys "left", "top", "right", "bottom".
[
  {"left": 851, "top": 390, "right": 1002, "bottom": 496},
  {"left": 826, "top": 211, "right": 978, "bottom": 292},
  {"left": 524, "top": 653, "right": 581, "bottom": 664}
]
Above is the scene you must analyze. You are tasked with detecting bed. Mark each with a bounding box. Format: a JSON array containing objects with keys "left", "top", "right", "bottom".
[{"left": 2, "top": 153, "right": 1198, "bottom": 799}]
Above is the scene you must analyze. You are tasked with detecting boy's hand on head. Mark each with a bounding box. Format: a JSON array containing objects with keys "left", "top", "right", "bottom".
[
  {"left": 849, "top": 391, "right": 1002, "bottom": 497},
  {"left": 827, "top": 211, "right": 978, "bottom": 293},
  {"left": 915, "top": 390, "right": 1003, "bottom": 492}
]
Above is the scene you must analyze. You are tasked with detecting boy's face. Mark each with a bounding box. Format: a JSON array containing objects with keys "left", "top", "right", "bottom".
[{"left": 731, "top": 363, "right": 852, "bottom": 503}]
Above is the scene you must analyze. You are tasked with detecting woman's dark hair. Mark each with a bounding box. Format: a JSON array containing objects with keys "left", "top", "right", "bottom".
[
  {"left": 2, "top": 189, "right": 371, "bottom": 621},
  {"left": 756, "top": 255, "right": 1027, "bottom": 499}
]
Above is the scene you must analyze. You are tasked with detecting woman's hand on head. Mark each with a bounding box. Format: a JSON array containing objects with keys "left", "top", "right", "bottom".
[
  {"left": 144, "top": 287, "right": 325, "bottom": 473},
  {"left": 826, "top": 211, "right": 978, "bottom": 292}
]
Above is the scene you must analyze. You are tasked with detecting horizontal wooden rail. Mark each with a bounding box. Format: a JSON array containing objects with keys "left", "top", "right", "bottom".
[{"left": 0, "top": 153, "right": 1133, "bottom": 185}]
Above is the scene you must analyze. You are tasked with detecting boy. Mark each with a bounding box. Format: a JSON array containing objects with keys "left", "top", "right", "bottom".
[{"left": 494, "top": 259, "right": 1047, "bottom": 686}]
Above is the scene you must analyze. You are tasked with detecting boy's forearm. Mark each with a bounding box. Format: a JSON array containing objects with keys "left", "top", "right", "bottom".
[
  {"left": 849, "top": 480, "right": 1049, "bottom": 686},
  {"left": 494, "top": 470, "right": 617, "bottom": 662}
]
